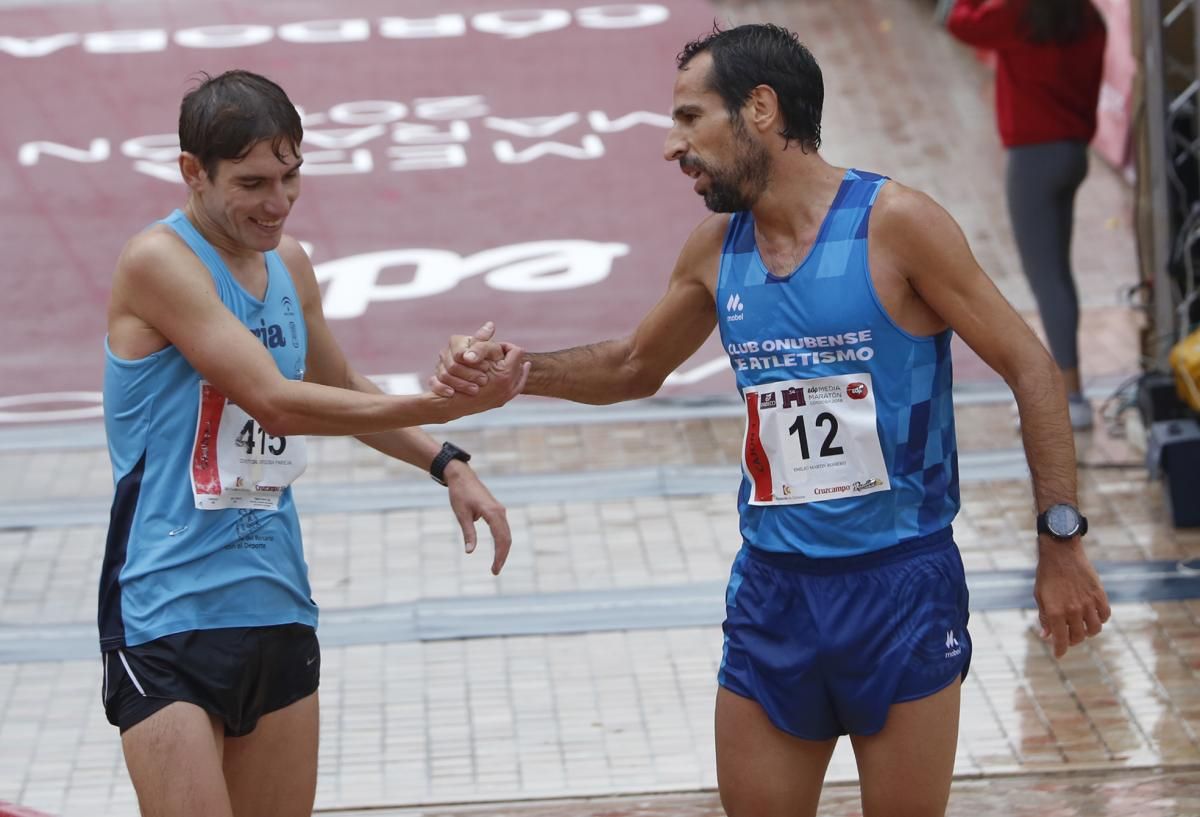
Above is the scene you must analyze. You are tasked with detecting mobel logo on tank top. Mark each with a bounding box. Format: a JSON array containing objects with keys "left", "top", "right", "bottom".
[{"left": 725, "top": 293, "right": 744, "bottom": 322}]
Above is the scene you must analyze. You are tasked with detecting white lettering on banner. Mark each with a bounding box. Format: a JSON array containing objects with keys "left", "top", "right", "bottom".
[
  {"left": 1, "top": 6, "right": 670, "bottom": 58},
  {"left": 329, "top": 101, "right": 408, "bottom": 126},
  {"left": 132, "top": 160, "right": 182, "bottom": 182},
  {"left": 301, "top": 149, "right": 374, "bottom": 175},
  {"left": 414, "top": 97, "right": 489, "bottom": 121},
  {"left": 18, "top": 99, "right": 669, "bottom": 176},
  {"left": 84, "top": 29, "right": 169, "bottom": 54},
  {"left": 278, "top": 19, "right": 370, "bottom": 44},
  {"left": 0, "top": 352, "right": 729, "bottom": 424},
  {"left": 494, "top": 135, "right": 605, "bottom": 164},
  {"left": 577, "top": 4, "right": 671, "bottom": 27},
  {"left": 121, "top": 134, "right": 180, "bottom": 162},
  {"left": 18, "top": 138, "right": 109, "bottom": 166},
  {"left": 467, "top": 241, "right": 628, "bottom": 292},
  {"left": 388, "top": 144, "right": 468, "bottom": 171},
  {"left": 316, "top": 240, "right": 629, "bottom": 319},
  {"left": 0, "top": 33, "right": 80, "bottom": 58},
  {"left": 173, "top": 24, "right": 275, "bottom": 49},
  {"left": 303, "top": 125, "right": 387, "bottom": 150},
  {"left": 379, "top": 15, "right": 467, "bottom": 39},
  {"left": 0, "top": 354, "right": 731, "bottom": 425},
  {"left": 472, "top": 10, "right": 572, "bottom": 39},
  {"left": 587, "top": 110, "right": 673, "bottom": 132},
  {"left": 391, "top": 121, "right": 471, "bottom": 145},
  {"left": 485, "top": 113, "right": 580, "bottom": 138}
]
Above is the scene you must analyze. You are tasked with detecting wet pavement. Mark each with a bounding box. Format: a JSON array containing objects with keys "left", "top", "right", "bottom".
[{"left": 339, "top": 769, "right": 1200, "bottom": 816}]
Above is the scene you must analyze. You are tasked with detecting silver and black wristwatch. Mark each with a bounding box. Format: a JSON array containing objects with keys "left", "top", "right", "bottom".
[{"left": 1036, "top": 503, "right": 1088, "bottom": 540}]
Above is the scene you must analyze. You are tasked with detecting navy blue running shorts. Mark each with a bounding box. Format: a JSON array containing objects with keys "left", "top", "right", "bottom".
[
  {"left": 101, "top": 623, "right": 320, "bottom": 737},
  {"left": 719, "top": 527, "right": 970, "bottom": 740}
]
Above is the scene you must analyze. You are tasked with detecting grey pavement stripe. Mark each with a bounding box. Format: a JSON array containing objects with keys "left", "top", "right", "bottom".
[
  {"left": 1, "top": 559, "right": 1197, "bottom": 664},
  {"left": 0, "top": 450, "right": 1033, "bottom": 530},
  {"left": 0, "top": 374, "right": 1136, "bottom": 453}
]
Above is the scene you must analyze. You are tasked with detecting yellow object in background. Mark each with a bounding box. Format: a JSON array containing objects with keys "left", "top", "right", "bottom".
[{"left": 1170, "top": 326, "right": 1200, "bottom": 411}]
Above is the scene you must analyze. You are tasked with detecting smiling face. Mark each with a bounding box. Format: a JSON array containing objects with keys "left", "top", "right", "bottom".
[
  {"left": 664, "top": 52, "right": 771, "bottom": 213},
  {"left": 185, "top": 139, "right": 303, "bottom": 254}
]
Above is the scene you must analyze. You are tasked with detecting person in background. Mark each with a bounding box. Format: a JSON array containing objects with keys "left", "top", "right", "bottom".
[{"left": 947, "top": 0, "right": 1107, "bottom": 430}]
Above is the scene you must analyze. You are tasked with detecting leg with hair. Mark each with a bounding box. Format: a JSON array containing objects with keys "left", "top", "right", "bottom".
[
  {"left": 715, "top": 687, "right": 838, "bottom": 817},
  {"left": 121, "top": 701, "right": 232, "bottom": 817},
  {"left": 850, "top": 679, "right": 961, "bottom": 817},
  {"left": 222, "top": 692, "right": 319, "bottom": 817}
]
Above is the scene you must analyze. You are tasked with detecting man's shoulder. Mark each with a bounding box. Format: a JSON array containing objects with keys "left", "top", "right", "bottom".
[
  {"left": 273, "top": 234, "right": 310, "bottom": 271},
  {"left": 669, "top": 213, "right": 729, "bottom": 285},
  {"left": 871, "top": 181, "right": 956, "bottom": 241},
  {"left": 683, "top": 213, "right": 732, "bottom": 256},
  {"left": 118, "top": 222, "right": 189, "bottom": 272}
]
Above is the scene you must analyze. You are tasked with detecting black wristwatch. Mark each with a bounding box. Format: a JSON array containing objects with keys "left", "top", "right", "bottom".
[
  {"left": 1036, "top": 503, "right": 1088, "bottom": 540},
  {"left": 430, "top": 441, "right": 471, "bottom": 486}
]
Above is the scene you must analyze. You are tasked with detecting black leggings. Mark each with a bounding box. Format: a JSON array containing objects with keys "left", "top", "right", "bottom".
[{"left": 1005, "top": 140, "right": 1089, "bottom": 372}]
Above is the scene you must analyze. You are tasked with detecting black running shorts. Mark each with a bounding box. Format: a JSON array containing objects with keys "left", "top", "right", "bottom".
[{"left": 102, "top": 623, "right": 320, "bottom": 736}]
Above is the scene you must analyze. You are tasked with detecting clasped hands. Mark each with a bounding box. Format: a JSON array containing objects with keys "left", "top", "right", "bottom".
[{"left": 431, "top": 321, "right": 520, "bottom": 399}]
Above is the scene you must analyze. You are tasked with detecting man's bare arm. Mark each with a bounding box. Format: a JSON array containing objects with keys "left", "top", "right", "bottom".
[
  {"left": 876, "top": 185, "right": 1077, "bottom": 511},
  {"left": 875, "top": 183, "right": 1109, "bottom": 656},
  {"left": 438, "top": 215, "right": 726, "bottom": 404},
  {"left": 114, "top": 229, "right": 525, "bottom": 438}
]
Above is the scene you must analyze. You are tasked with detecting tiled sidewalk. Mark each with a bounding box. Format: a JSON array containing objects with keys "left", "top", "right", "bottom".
[
  {"left": 1, "top": 393, "right": 1199, "bottom": 816},
  {"left": 3, "top": 602, "right": 1200, "bottom": 815},
  {"left": 332, "top": 769, "right": 1200, "bottom": 817}
]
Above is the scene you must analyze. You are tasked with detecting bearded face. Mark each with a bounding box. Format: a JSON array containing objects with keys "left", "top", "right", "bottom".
[{"left": 680, "top": 115, "right": 771, "bottom": 213}]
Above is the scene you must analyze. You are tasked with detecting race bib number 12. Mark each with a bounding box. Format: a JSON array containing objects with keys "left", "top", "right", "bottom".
[
  {"left": 190, "top": 382, "right": 307, "bottom": 510},
  {"left": 742, "top": 373, "right": 890, "bottom": 505}
]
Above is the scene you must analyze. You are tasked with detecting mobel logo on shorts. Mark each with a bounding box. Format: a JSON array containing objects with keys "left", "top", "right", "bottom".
[{"left": 944, "top": 629, "right": 962, "bottom": 659}]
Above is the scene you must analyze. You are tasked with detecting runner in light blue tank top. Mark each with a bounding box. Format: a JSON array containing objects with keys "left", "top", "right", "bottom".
[
  {"left": 716, "top": 169, "right": 959, "bottom": 557},
  {"left": 99, "top": 69, "right": 529, "bottom": 815},
  {"left": 100, "top": 209, "right": 315, "bottom": 650}
]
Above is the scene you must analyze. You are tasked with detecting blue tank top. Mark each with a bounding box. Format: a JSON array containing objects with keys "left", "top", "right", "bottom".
[
  {"left": 717, "top": 169, "right": 960, "bottom": 557},
  {"left": 99, "top": 210, "right": 316, "bottom": 650}
]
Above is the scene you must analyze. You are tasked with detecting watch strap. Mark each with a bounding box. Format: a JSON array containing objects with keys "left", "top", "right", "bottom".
[{"left": 430, "top": 442, "right": 471, "bottom": 486}]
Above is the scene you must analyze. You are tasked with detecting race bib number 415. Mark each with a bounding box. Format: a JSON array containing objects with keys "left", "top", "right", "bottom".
[
  {"left": 742, "top": 373, "right": 890, "bottom": 506},
  {"left": 190, "top": 382, "right": 307, "bottom": 510}
]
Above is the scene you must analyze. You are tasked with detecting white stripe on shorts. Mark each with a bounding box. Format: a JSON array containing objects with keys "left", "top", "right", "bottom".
[{"left": 118, "top": 650, "right": 147, "bottom": 697}]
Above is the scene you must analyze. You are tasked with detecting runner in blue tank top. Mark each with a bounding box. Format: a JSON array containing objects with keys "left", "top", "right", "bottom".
[
  {"left": 101, "top": 71, "right": 529, "bottom": 817},
  {"left": 435, "top": 24, "right": 1111, "bottom": 817}
]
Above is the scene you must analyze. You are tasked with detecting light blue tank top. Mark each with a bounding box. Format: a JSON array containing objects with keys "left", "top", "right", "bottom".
[
  {"left": 99, "top": 210, "right": 316, "bottom": 649},
  {"left": 717, "top": 169, "right": 960, "bottom": 557}
]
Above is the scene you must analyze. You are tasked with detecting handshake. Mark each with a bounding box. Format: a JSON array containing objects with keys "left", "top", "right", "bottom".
[{"left": 428, "top": 321, "right": 528, "bottom": 412}]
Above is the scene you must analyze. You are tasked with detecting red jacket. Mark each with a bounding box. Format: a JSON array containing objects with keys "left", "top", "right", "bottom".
[{"left": 947, "top": 0, "right": 1106, "bottom": 147}]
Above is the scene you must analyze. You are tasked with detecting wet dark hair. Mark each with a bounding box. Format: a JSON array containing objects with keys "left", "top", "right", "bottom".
[
  {"left": 677, "top": 23, "right": 822, "bottom": 152},
  {"left": 179, "top": 70, "right": 303, "bottom": 179},
  {"left": 1023, "top": 0, "right": 1103, "bottom": 44}
]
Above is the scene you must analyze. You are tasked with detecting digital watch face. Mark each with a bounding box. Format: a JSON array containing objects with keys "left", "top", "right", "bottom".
[{"left": 1046, "top": 504, "right": 1081, "bottom": 537}]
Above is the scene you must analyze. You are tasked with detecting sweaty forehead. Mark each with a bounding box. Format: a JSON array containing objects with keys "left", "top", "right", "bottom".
[
  {"left": 233, "top": 139, "right": 301, "bottom": 170},
  {"left": 676, "top": 52, "right": 712, "bottom": 87},
  {"left": 673, "top": 58, "right": 716, "bottom": 105}
]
